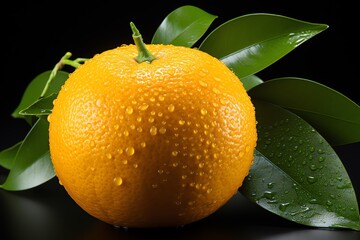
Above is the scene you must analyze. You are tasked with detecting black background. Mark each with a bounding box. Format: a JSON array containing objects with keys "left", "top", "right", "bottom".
[{"left": 1, "top": 1, "right": 359, "bottom": 239}]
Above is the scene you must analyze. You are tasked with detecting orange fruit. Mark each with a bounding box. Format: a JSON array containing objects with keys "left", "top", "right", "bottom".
[{"left": 48, "top": 23, "right": 257, "bottom": 228}]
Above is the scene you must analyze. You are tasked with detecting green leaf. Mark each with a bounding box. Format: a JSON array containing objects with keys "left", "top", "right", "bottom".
[
  {"left": 151, "top": 5, "right": 217, "bottom": 47},
  {"left": 0, "top": 118, "right": 55, "bottom": 191},
  {"left": 19, "top": 93, "right": 57, "bottom": 116},
  {"left": 249, "top": 77, "right": 360, "bottom": 146},
  {"left": 0, "top": 141, "right": 22, "bottom": 170},
  {"left": 12, "top": 70, "right": 68, "bottom": 123},
  {"left": 241, "top": 74, "right": 264, "bottom": 91},
  {"left": 240, "top": 100, "right": 360, "bottom": 230},
  {"left": 199, "top": 13, "right": 328, "bottom": 78}
]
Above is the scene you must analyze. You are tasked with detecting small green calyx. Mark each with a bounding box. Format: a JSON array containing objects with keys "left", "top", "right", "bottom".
[{"left": 130, "top": 22, "right": 157, "bottom": 63}]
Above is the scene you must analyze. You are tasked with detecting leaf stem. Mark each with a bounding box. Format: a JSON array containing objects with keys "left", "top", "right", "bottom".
[
  {"left": 40, "top": 52, "right": 88, "bottom": 98},
  {"left": 130, "top": 22, "right": 157, "bottom": 63}
]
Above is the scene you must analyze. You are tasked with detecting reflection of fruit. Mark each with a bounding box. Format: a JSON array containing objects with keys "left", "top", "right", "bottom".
[{"left": 48, "top": 24, "right": 257, "bottom": 228}]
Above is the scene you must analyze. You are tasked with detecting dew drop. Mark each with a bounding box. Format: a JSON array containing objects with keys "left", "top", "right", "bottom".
[
  {"left": 140, "top": 142, "right": 146, "bottom": 148},
  {"left": 317, "top": 148, "right": 325, "bottom": 154},
  {"left": 199, "top": 80, "right": 208, "bottom": 87},
  {"left": 212, "top": 88, "right": 220, "bottom": 94},
  {"left": 263, "top": 191, "right": 276, "bottom": 200},
  {"left": 114, "top": 177, "right": 123, "bottom": 186},
  {"left": 178, "top": 119, "right": 185, "bottom": 125},
  {"left": 200, "top": 108, "right": 208, "bottom": 115},
  {"left": 159, "top": 127, "right": 167, "bottom": 134},
  {"left": 220, "top": 98, "right": 226, "bottom": 105},
  {"left": 307, "top": 176, "right": 317, "bottom": 184},
  {"left": 139, "top": 103, "right": 149, "bottom": 111},
  {"left": 309, "top": 164, "right": 317, "bottom": 171},
  {"left": 126, "top": 147, "right": 135, "bottom": 156},
  {"left": 126, "top": 106, "right": 133, "bottom": 115},
  {"left": 168, "top": 104, "right": 175, "bottom": 112},
  {"left": 106, "top": 153, "right": 112, "bottom": 159},
  {"left": 172, "top": 151, "right": 179, "bottom": 157},
  {"left": 150, "top": 126, "right": 158, "bottom": 135},
  {"left": 96, "top": 99, "right": 102, "bottom": 107}
]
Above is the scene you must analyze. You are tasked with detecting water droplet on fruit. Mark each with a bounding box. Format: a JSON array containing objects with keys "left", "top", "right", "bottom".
[
  {"left": 199, "top": 80, "right": 208, "bottom": 87},
  {"left": 150, "top": 126, "right": 157, "bottom": 135},
  {"left": 200, "top": 108, "right": 208, "bottom": 115},
  {"left": 126, "top": 106, "right": 133, "bottom": 115},
  {"left": 168, "top": 104, "right": 175, "bottom": 112},
  {"left": 139, "top": 103, "right": 149, "bottom": 111},
  {"left": 158, "top": 95, "right": 165, "bottom": 101},
  {"left": 212, "top": 88, "right": 220, "bottom": 94},
  {"left": 126, "top": 147, "right": 135, "bottom": 156},
  {"left": 114, "top": 177, "right": 123, "bottom": 186},
  {"left": 159, "top": 127, "right": 166, "bottom": 134}
]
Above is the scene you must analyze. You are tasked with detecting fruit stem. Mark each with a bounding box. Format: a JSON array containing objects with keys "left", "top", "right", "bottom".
[
  {"left": 130, "top": 22, "right": 157, "bottom": 63},
  {"left": 40, "top": 52, "right": 88, "bottom": 98}
]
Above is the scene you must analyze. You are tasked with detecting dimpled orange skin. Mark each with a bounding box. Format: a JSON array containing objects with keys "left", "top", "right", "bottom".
[{"left": 48, "top": 44, "right": 257, "bottom": 228}]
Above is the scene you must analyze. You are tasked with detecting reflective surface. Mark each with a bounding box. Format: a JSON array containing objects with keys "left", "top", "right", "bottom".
[{"left": 1, "top": 177, "right": 359, "bottom": 240}]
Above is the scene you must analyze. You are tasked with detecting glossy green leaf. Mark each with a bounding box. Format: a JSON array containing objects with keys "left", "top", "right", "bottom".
[
  {"left": 199, "top": 14, "right": 328, "bottom": 78},
  {"left": 0, "top": 118, "right": 55, "bottom": 191},
  {"left": 249, "top": 77, "right": 360, "bottom": 146},
  {"left": 151, "top": 5, "right": 217, "bottom": 47},
  {"left": 19, "top": 93, "right": 57, "bottom": 116},
  {"left": 240, "top": 100, "right": 360, "bottom": 230},
  {"left": 0, "top": 141, "right": 22, "bottom": 170},
  {"left": 241, "top": 74, "right": 264, "bottom": 91},
  {"left": 12, "top": 70, "right": 68, "bottom": 123}
]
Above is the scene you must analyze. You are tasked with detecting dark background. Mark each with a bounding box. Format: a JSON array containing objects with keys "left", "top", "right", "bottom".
[
  {"left": 1, "top": 1, "right": 358, "bottom": 144},
  {"left": 0, "top": 1, "right": 359, "bottom": 239}
]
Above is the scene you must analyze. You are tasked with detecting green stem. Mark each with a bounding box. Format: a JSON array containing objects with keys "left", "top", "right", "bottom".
[
  {"left": 40, "top": 52, "right": 88, "bottom": 98},
  {"left": 130, "top": 22, "right": 157, "bottom": 63}
]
